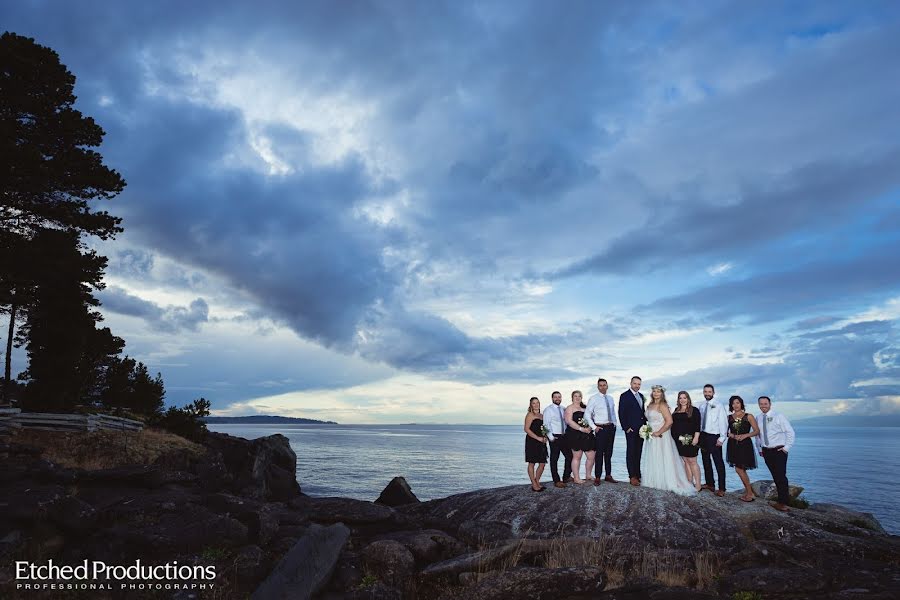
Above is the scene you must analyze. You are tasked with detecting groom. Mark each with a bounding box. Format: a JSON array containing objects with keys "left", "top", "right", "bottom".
[{"left": 618, "top": 376, "right": 647, "bottom": 486}]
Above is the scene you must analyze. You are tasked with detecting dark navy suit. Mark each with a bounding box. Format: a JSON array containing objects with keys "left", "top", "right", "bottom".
[{"left": 618, "top": 389, "right": 647, "bottom": 479}]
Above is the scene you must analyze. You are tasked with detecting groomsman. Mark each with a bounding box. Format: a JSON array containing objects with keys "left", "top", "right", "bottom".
[
  {"left": 754, "top": 396, "right": 796, "bottom": 512},
  {"left": 618, "top": 376, "right": 646, "bottom": 486},
  {"left": 542, "top": 390, "right": 572, "bottom": 488},
  {"left": 585, "top": 378, "right": 618, "bottom": 485},
  {"left": 697, "top": 384, "right": 728, "bottom": 497}
]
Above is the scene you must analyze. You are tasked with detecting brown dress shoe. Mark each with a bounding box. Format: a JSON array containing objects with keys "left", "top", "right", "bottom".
[
  {"left": 554, "top": 481, "right": 567, "bottom": 489},
  {"left": 564, "top": 477, "right": 574, "bottom": 483},
  {"left": 593, "top": 478, "right": 602, "bottom": 486},
  {"left": 771, "top": 502, "right": 791, "bottom": 512},
  {"left": 629, "top": 477, "right": 640, "bottom": 486},
  {"left": 700, "top": 484, "right": 713, "bottom": 491},
  {"left": 604, "top": 476, "right": 618, "bottom": 483},
  {"left": 715, "top": 490, "right": 725, "bottom": 497}
]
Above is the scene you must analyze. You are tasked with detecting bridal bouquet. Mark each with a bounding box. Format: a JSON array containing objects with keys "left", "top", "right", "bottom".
[
  {"left": 639, "top": 424, "right": 653, "bottom": 440},
  {"left": 678, "top": 434, "right": 693, "bottom": 446}
]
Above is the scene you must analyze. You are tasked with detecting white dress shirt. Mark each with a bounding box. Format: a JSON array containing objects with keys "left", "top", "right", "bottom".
[
  {"left": 697, "top": 399, "right": 728, "bottom": 445},
  {"left": 753, "top": 410, "right": 795, "bottom": 453},
  {"left": 542, "top": 403, "right": 567, "bottom": 442},
  {"left": 585, "top": 392, "right": 617, "bottom": 429}
]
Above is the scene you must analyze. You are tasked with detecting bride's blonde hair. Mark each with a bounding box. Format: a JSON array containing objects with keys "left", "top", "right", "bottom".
[{"left": 650, "top": 385, "right": 668, "bottom": 405}]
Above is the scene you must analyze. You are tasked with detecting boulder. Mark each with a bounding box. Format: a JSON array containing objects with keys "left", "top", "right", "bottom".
[
  {"left": 204, "top": 432, "right": 301, "bottom": 501},
  {"left": 457, "top": 566, "right": 605, "bottom": 600},
  {"left": 361, "top": 540, "right": 416, "bottom": 587},
  {"left": 393, "top": 530, "right": 468, "bottom": 564},
  {"left": 244, "top": 505, "right": 281, "bottom": 546},
  {"left": 807, "top": 503, "right": 886, "bottom": 534},
  {"left": 306, "top": 497, "right": 395, "bottom": 526},
  {"left": 456, "top": 520, "right": 513, "bottom": 546},
  {"left": 251, "top": 522, "right": 350, "bottom": 600},
  {"left": 751, "top": 480, "right": 804, "bottom": 500},
  {"left": 375, "top": 476, "right": 420, "bottom": 507}
]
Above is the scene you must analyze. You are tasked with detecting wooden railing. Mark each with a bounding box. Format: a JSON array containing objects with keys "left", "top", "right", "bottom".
[{"left": 0, "top": 409, "right": 143, "bottom": 432}]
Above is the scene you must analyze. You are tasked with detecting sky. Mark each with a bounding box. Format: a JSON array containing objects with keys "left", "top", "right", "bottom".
[{"left": 2, "top": 0, "right": 899, "bottom": 424}]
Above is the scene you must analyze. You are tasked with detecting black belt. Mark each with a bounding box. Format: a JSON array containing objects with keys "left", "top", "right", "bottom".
[{"left": 763, "top": 445, "right": 784, "bottom": 451}]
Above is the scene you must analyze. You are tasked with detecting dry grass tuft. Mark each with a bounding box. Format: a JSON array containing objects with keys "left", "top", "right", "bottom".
[
  {"left": 11, "top": 427, "right": 205, "bottom": 470},
  {"left": 693, "top": 550, "right": 722, "bottom": 589}
]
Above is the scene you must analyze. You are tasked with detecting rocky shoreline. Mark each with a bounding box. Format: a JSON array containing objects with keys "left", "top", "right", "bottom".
[{"left": 1, "top": 431, "right": 898, "bottom": 599}]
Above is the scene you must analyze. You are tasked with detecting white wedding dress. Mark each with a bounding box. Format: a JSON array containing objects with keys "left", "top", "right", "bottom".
[{"left": 640, "top": 407, "right": 697, "bottom": 496}]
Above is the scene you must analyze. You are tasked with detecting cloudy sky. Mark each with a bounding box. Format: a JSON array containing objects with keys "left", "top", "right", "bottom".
[{"left": 4, "top": 1, "right": 899, "bottom": 423}]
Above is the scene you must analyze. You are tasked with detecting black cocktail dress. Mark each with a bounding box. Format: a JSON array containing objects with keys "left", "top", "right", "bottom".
[
  {"left": 726, "top": 414, "right": 757, "bottom": 469},
  {"left": 566, "top": 409, "right": 596, "bottom": 452},
  {"left": 671, "top": 409, "right": 701, "bottom": 457},
  {"left": 525, "top": 418, "right": 548, "bottom": 463}
]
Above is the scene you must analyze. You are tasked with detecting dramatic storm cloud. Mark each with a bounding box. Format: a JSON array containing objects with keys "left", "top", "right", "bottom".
[{"left": 3, "top": 0, "right": 899, "bottom": 421}]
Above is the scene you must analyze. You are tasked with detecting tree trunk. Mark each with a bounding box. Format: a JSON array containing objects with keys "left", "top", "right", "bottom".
[{"left": 3, "top": 290, "right": 16, "bottom": 403}]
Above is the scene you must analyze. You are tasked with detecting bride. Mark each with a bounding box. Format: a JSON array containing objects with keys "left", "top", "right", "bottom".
[{"left": 641, "top": 385, "right": 697, "bottom": 496}]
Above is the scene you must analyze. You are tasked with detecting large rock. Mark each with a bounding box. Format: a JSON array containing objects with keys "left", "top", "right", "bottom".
[
  {"left": 402, "top": 482, "right": 900, "bottom": 598},
  {"left": 361, "top": 540, "right": 416, "bottom": 587},
  {"left": 453, "top": 566, "right": 605, "bottom": 600},
  {"left": 251, "top": 522, "right": 350, "bottom": 600},
  {"left": 204, "top": 432, "right": 301, "bottom": 501},
  {"left": 305, "top": 497, "right": 396, "bottom": 526},
  {"left": 751, "top": 480, "right": 804, "bottom": 500},
  {"left": 456, "top": 520, "right": 513, "bottom": 546},
  {"left": 375, "top": 476, "right": 420, "bottom": 507}
]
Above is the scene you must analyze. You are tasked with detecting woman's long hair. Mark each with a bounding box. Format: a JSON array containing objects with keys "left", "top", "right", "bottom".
[
  {"left": 527, "top": 396, "right": 541, "bottom": 415},
  {"left": 676, "top": 390, "right": 694, "bottom": 418},
  {"left": 650, "top": 386, "right": 668, "bottom": 406}
]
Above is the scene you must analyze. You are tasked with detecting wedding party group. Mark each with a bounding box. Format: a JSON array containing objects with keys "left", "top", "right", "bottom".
[{"left": 524, "top": 376, "right": 797, "bottom": 512}]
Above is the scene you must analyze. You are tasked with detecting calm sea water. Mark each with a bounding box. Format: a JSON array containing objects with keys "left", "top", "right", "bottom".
[{"left": 208, "top": 423, "right": 899, "bottom": 535}]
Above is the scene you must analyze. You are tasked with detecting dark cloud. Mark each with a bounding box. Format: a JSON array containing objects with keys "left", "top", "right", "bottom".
[
  {"left": 662, "top": 317, "right": 900, "bottom": 403},
  {"left": 642, "top": 241, "right": 900, "bottom": 324},
  {"left": 101, "top": 287, "right": 209, "bottom": 333},
  {"left": 552, "top": 150, "right": 900, "bottom": 278}
]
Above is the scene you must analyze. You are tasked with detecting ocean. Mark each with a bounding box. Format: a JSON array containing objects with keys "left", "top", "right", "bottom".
[{"left": 207, "top": 423, "right": 900, "bottom": 535}]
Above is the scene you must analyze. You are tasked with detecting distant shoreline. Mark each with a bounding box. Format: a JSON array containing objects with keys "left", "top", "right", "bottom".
[{"left": 203, "top": 415, "right": 337, "bottom": 424}]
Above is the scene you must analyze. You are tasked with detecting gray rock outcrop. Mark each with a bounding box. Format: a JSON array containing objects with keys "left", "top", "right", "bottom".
[{"left": 251, "top": 523, "right": 350, "bottom": 600}]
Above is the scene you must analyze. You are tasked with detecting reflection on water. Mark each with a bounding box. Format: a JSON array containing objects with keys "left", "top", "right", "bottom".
[{"left": 208, "top": 423, "right": 899, "bottom": 534}]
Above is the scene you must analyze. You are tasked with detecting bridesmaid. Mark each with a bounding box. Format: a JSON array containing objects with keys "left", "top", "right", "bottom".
[
  {"left": 671, "top": 390, "right": 702, "bottom": 491},
  {"left": 524, "top": 396, "right": 548, "bottom": 492},
  {"left": 564, "top": 390, "right": 595, "bottom": 484},
  {"left": 726, "top": 395, "right": 760, "bottom": 502}
]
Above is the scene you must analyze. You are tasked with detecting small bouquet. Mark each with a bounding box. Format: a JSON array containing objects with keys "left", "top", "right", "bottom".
[
  {"left": 678, "top": 434, "right": 693, "bottom": 446},
  {"left": 577, "top": 417, "right": 590, "bottom": 429},
  {"left": 540, "top": 425, "right": 550, "bottom": 438},
  {"left": 639, "top": 424, "right": 653, "bottom": 440},
  {"left": 731, "top": 417, "right": 743, "bottom": 433}
]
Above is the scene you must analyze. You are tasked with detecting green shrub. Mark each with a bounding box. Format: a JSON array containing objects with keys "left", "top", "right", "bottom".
[{"left": 150, "top": 397, "right": 210, "bottom": 442}]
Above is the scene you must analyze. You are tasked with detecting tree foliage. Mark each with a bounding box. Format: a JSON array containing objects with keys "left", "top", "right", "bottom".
[
  {"left": 1, "top": 32, "right": 168, "bottom": 415},
  {"left": 1, "top": 31, "right": 124, "bottom": 240},
  {"left": 152, "top": 398, "right": 211, "bottom": 442}
]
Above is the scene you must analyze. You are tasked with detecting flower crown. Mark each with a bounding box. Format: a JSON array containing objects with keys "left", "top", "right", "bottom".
[{"left": 651, "top": 385, "right": 666, "bottom": 392}]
